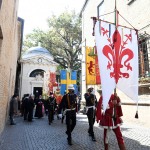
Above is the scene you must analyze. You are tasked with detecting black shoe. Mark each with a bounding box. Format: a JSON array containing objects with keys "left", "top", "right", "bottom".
[
  {"left": 65, "top": 131, "right": 68, "bottom": 135},
  {"left": 68, "top": 141, "right": 72, "bottom": 145},
  {"left": 67, "top": 139, "right": 72, "bottom": 145},
  {"left": 28, "top": 120, "right": 32, "bottom": 122},
  {"left": 10, "top": 123, "right": 16, "bottom": 125},
  {"left": 92, "top": 136, "right": 96, "bottom": 142},
  {"left": 88, "top": 130, "right": 91, "bottom": 136},
  {"left": 49, "top": 122, "right": 51, "bottom": 125},
  {"left": 88, "top": 131, "right": 92, "bottom": 136}
]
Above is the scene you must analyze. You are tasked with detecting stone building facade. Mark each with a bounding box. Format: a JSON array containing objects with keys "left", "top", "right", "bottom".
[
  {"left": 20, "top": 46, "right": 58, "bottom": 99},
  {"left": 80, "top": 0, "right": 150, "bottom": 101},
  {"left": 0, "top": 0, "right": 22, "bottom": 133}
]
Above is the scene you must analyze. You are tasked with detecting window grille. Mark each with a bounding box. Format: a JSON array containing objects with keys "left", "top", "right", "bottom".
[{"left": 138, "top": 32, "right": 150, "bottom": 78}]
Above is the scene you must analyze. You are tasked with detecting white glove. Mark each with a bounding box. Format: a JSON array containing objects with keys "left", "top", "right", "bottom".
[
  {"left": 58, "top": 114, "right": 62, "bottom": 119},
  {"left": 91, "top": 90, "right": 95, "bottom": 95}
]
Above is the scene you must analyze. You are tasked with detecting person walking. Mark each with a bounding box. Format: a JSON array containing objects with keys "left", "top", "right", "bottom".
[
  {"left": 46, "top": 92, "right": 56, "bottom": 125},
  {"left": 58, "top": 84, "right": 77, "bottom": 145},
  {"left": 27, "top": 95, "right": 35, "bottom": 122},
  {"left": 84, "top": 87, "right": 97, "bottom": 141},
  {"left": 96, "top": 92, "right": 126, "bottom": 150},
  {"left": 22, "top": 94, "right": 30, "bottom": 121},
  {"left": 9, "top": 94, "right": 19, "bottom": 125}
]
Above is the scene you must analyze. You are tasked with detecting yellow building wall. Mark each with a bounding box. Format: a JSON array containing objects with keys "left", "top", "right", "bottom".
[{"left": 0, "top": 0, "right": 20, "bottom": 134}]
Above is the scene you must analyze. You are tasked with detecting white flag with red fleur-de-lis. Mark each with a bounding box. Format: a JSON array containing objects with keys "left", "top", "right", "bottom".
[{"left": 95, "top": 20, "right": 138, "bottom": 111}]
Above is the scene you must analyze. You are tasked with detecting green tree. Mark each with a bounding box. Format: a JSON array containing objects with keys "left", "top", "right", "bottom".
[
  {"left": 23, "top": 28, "right": 47, "bottom": 51},
  {"left": 23, "top": 10, "right": 82, "bottom": 71}
]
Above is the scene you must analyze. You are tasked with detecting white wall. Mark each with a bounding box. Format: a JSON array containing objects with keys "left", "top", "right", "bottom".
[
  {"left": 20, "top": 59, "right": 58, "bottom": 98},
  {"left": 80, "top": 0, "right": 150, "bottom": 102}
]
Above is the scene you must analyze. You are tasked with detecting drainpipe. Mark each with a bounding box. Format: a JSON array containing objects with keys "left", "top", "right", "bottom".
[{"left": 19, "top": 62, "right": 23, "bottom": 98}]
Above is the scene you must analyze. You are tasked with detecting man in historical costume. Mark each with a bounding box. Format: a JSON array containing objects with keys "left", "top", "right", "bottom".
[
  {"left": 84, "top": 87, "right": 97, "bottom": 141},
  {"left": 9, "top": 94, "right": 19, "bottom": 125},
  {"left": 58, "top": 84, "right": 77, "bottom": 145},
  {"left": 46, "top": 92, "right": 56, "bottom": 125},
  {"left": 96, "top": 92, "right": 126, "bottom": 150}
]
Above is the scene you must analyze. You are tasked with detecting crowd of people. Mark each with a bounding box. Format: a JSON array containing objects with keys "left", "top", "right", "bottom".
[
  {"left": 9, "top": 92, "right": 57, "bottom": 124},
  {"left": 9, "top": 85, "right": 126, "bottom": 149}
]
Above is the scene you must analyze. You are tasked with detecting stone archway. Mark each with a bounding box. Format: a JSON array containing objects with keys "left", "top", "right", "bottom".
[{"left": 30, "top": 74, "right": 44, "bottom": 96}]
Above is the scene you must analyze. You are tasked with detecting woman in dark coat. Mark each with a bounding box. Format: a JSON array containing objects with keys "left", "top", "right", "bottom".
[
  {"left": 34, "top": 95, "right": 44, "bottom": 118},
  {"left": 28, "top": 95, "right": 35, "bottom": 121}
]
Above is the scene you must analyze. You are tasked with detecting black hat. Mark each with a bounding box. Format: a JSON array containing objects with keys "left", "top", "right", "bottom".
[
  {"left": 13, "top": 93, "right": 19, "bottom": 98},
  {"left": 87, "top": 87, "right": 93, "bottom": 92},
  {"left": 50, "top": 91, "right": 53, "bottom": 95}
]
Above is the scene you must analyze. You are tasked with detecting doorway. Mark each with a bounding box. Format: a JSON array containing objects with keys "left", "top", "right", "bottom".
[{"left": 33, "top": 87, "right": 43, "bottom": 99}]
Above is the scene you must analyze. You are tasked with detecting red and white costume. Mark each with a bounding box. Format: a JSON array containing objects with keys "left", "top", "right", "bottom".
[
  {"left": 97, "top": 94, "right": 123, "bottom": 128},
  {"left": 96, "top": 94, "right": 126, "bottom": 150}
]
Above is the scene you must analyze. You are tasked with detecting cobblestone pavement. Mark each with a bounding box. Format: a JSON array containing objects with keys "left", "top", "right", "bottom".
[
  {"left": 0, "top": 110, "right": 150, "bottom": 150},
  {"left": 122, "top": 105, "right": 150, "bottom": 128}
]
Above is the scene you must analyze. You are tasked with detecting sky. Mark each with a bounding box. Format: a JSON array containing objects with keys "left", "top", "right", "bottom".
[{"left": 18, "top": 0, "right": 85, "bottom": 35}]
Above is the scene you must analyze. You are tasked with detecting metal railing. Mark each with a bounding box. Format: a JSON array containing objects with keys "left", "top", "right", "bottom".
[{"left": 138, "top": 31, "right": 150, "bottom": 79}]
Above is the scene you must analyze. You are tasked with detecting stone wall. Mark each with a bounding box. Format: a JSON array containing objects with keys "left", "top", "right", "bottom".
[
  {"left": 80, "top": 0, "right": 150, "bottom": 101},
  {"left": 0, "top": 0, "right": 20, "bottom": 134}
]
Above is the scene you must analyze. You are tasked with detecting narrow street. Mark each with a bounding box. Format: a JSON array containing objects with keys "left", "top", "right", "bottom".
[{"left": 0, "top": 106, "right": 150, "bottom": 150}]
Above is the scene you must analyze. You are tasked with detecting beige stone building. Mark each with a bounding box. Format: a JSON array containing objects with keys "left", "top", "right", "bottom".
[
  {"left": 0, "top": 0, "right": 23, "bottom": 133},
  {"left": 80, "top": 0, "right": 150, "bottom": 100},
  {"left": 20, "top": 46, "right": 58, "bottom": 99}
]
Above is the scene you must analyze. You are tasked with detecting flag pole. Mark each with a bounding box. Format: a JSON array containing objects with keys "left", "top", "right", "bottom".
[
  {"left": 114, "top": 0, "right": 118, "bottom": 27},
  {"left": 135, "top": 32, "right": 139, "bottom": 119},
  {"left": 114, "top": 0, "right": 117, "bottom": 27},
  {"left": 114, "top": 0, "right": 118, "bottom": 94},
  {"left": 114, "top": 0, "right": 138, "bottom": 118}
]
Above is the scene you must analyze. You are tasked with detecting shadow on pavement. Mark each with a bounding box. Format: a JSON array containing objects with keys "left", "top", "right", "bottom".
[{"left": 0, "top": 114, "right": 149, "bottom": 150}]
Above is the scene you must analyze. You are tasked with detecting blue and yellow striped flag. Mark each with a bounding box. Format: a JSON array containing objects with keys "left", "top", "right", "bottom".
[{"left": 60, "top": 70, "right": 77, "bottom": 95}]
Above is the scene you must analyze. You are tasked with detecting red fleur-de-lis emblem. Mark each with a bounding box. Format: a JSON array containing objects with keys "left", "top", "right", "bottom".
[{"left": 101, "top": 27, "right": 134, "bottom": 83}]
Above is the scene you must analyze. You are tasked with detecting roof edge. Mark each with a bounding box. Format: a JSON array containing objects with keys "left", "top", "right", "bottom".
[
  {"left": 79, "top": 0, "right": 89, "bottom": 17},
  {"left": 21, "top": 53, "right": 53, "bottom": 60},
  {"left": 20, "top": 55, "right": 59, "bottom": 65}
]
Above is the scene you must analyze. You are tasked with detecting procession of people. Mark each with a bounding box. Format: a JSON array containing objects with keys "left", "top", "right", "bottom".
[{"left": 9, "top": 84, "right": 126, "bottom": 150}]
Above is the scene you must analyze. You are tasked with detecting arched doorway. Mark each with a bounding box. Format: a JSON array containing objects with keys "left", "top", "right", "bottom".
[{"left": 30, "top": 69, "right": 45, "bottom": 97}]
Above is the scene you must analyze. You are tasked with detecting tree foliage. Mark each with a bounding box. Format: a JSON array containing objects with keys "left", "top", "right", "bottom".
[{"left": 23, "top": 10, "right": 82, "bottom": 72}]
